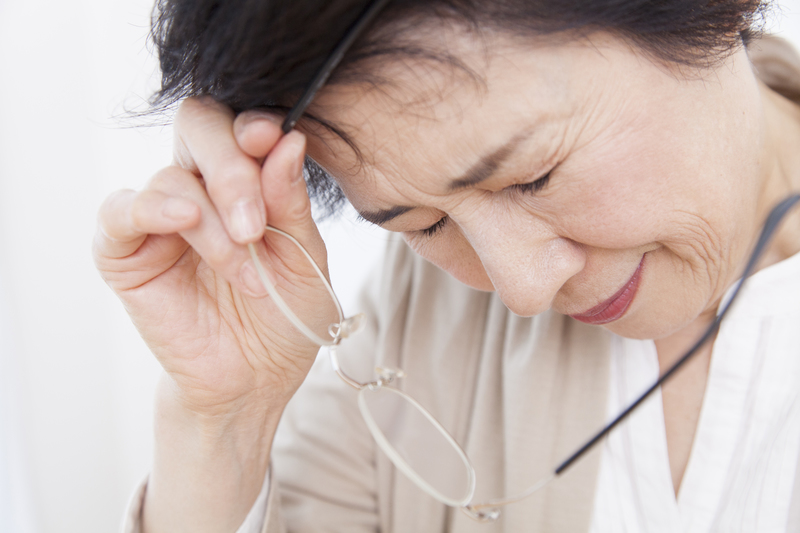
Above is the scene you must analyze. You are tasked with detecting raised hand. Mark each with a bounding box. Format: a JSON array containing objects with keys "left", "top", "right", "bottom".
[{"left": 94, "top": 97, "right": 336, "bottom": 532}]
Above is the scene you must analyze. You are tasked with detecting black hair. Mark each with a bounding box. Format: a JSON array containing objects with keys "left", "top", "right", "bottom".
[{"left": 150, "top": 0, "right": 771, "bottom": 215}]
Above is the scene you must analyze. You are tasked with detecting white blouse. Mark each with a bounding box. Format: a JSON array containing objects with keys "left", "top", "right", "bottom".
[{"left": 591, "top": 250, "right": 800, "bottom": 533}]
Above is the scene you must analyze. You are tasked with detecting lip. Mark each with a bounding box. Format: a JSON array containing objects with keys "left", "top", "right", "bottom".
[{"left": 569, "top": 255, "right": 646, "bottom": 325}]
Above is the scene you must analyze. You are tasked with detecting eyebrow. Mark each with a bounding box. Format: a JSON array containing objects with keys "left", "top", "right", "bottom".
[
  {"left": 357, "top": 205, "right": 415, "bottom": 225},
  {"left": 448, "top": 134, "right": 528, "bottom": 191},
  {"left": 357, "top": 132, "right": 530, "bottom": 226}
]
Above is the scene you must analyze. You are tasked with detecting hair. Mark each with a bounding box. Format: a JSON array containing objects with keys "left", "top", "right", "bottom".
[{"left": 150, "top": 0, "right": 771, "bottom": 216}]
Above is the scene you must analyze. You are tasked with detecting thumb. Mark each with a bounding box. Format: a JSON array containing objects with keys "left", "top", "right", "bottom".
[{"left": 261, "top": 131, "right": 328, "bottom": 270}]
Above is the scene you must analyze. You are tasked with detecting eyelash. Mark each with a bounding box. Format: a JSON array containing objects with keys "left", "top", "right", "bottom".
[
  {"left": 420, "top": 216, "right": 449, "bottom": 237},
  {"left": 508, "top": 171, "right": 552, "bottom": 195},
  {"left": 418, "top": 171, "right": 553, "bottom": 238}
]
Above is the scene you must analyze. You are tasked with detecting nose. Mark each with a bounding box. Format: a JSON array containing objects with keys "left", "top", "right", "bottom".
[{"left": 455, "top": 210, "right": 585, "bottom": 317}]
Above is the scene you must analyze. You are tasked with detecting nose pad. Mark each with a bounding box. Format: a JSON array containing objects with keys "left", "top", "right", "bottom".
[{"left": 457, "top": 217, "right": 584, "bottom": 317}]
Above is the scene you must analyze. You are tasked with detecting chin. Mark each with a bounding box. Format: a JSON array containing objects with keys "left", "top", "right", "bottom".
[
  {"left": 596, "top": 303, "right": 697, "bottom": 341},
  {"left": 600, "top": 319, "right": 664, "bottom": 340}
]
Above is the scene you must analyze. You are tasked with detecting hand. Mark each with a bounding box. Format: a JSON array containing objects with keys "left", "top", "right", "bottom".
[{"left": 94, "top": 96, "right": 336, "bottom": 416}]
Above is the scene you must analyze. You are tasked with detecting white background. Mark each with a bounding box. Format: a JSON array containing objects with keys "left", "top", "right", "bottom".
[{"left": 0, "top": 2, "right": 797, "bottom": 532}]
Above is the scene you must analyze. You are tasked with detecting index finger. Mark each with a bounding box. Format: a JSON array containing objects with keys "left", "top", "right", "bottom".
[{"left": 173, "top": 97, "right": 281, "bottom": 245}]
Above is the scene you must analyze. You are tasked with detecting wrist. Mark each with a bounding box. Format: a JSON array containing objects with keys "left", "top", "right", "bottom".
[
  {"left": 155, "top": 374, "right": 282, "bottom": 465},
  {"left": 144, "top": 375, "right": 283, "bottom": 533}
]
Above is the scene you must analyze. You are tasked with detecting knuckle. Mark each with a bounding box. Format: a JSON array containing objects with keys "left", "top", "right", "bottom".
[
  {"left": 289, "top": 196, "right": 313, "bottom": 221},
  {"left": 176, "top": 96, "right": 233, "bottom": 128},
  {"left": 206, "top": 242, "right": 239, "bottom": 269},
  {"left": 99, "top": 189, "right": 132, "bottom": 215},
  {"left": 173, "top": 98, "right": 195, "bottom": 131},
  {"left": 206, "top": 157, "right": 261, "bottom": 196},
  {"left": 147, "top": 166, "right": 193, "bottom": 192},
  {"left": 95, "top": 189, "right": 140, "bottom": 249},
  {"left": 97, "top": 189, "right": 135, "bottom": 233},
  {"left": 172, "top": 138, "right": 195, "bottom": 172},
  {"left": 91, "top": 234, "right": 116, "bottom": 271},
  {"left": 147, "top": 167, "right": 175, "bottom": 190},
  {"left": 128, "top": 193, "right": 151, "bottom": 231}
]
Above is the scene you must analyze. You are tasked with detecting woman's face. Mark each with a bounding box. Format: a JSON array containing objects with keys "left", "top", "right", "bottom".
[{"left": 302, "top": 31, "right": 772, "bottom": 340}]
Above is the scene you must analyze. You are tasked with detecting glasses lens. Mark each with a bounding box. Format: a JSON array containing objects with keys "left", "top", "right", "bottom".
[
  {"left": 358, "top": 386, "right": 475, "bottom": 507},
  {"left": 250, "top": 227, "right": 342, "bottom": 346}
]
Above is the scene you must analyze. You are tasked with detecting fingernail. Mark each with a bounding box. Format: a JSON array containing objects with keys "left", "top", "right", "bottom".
[
  {"left": 235, "top": 112, "right": 282, "bottom": 136},
  {"left": 260, "top": 113, "right": 283, "bottom": 126},
  {"left": 163, "top": 197, "right": 197, "bottom": 220},
  {"left": 292, "top": 156, "right": 305, "bottom": 186},
  {"left": 240, "top": 259, "right": 268, "bottom": 297},
  {"left": 229, "top": 199, "right": 265, "bottom": 242},
  {"left": 289, "top": 135, "right": 306, "bottom": 186}
]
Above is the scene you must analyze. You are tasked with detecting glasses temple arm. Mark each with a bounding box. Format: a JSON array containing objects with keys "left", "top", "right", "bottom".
[
  {"left": 282, "top": 0, "right": 392, "bottom": 133},
  {"left": 554, "top": 193, "right": 800, "bottom": 476}
]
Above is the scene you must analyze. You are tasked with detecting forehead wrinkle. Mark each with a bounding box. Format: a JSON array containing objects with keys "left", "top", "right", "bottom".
[
  {"left": 305, "top": 26, "right": 495, "bottom": 161},
  {"left": 351, "top": 127, "right": 533, "bottom": 227},
  {"left": 448, "top": 130, "right": 533, "bottom": 191}
]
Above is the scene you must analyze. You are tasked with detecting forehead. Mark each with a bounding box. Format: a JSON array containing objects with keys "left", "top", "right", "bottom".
[{"left": 300, "top": 31, "right": 644, "bottom": 201}]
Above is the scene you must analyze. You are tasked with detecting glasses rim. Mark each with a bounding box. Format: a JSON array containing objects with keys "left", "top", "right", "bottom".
[
  {"left": 356, "top": 376, "right": 477, "bottom": 507},
  {"left": 249, "top": 192, "right": 800, "bottom": 522},
  {"left": 247, "top": 227, "right": 345, "bottom": 347}
]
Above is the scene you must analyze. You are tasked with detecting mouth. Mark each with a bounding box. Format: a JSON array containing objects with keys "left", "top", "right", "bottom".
[{"left": 569, "top": 255, "right": 645, "bottom": 325}]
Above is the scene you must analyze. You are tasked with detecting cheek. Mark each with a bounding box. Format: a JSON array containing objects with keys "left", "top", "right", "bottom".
[
  {"left": 557, "top": 131, "right": 746, "bottom": 282},
  {"left": 551, "top": 80, "right": 759, "bottom": 258},
  {"left": 402, "top": 231, "right": 495, "bottom": 291},
  {"left": 548, "top": 124, "right": 709, "bottom": 251},
  {"left": 543, "top": 171, "right": 665, "bottom": 251}
]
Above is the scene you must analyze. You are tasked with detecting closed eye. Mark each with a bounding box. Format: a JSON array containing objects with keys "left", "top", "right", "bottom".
[
  {"left": 420, "top": 216, "right": 448, "bottom": 237},
  {"left": 507, "top": 171, "right": 551, "bottom": 194},
  {"left": 415, "top": 171, "right": 552, "bottom": 238}
]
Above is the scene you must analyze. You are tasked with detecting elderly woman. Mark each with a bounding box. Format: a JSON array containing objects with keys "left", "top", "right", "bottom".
[{"left": 95, "top": 0, "right": 800, "bottom": 531}]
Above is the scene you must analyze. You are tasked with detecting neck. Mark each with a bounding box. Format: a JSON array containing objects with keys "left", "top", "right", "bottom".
[
  {"left": 755, "top": 81, "right": 800, "bottom": 267},
  {"left": 653, "top": 78, "right": 800, "bottom": 495}
]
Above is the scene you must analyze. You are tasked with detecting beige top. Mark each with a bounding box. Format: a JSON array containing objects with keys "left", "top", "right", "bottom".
[
  {"left": 268, "top": 237, "right": 612, "bottom": 533},
  {"left": 122, "top": 36, "right": 800, "bottom": 533}
]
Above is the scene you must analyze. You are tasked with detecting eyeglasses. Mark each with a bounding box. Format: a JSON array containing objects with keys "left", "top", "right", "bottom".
[
  {"left": 248, "top": 193, "right": 799, "bottom": 521},
  {"left": 246, "top": 226, "right": 484, "bottom": 517},
  {"left": 251, "top": 0, "right": 800, "bottom": 520}
]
